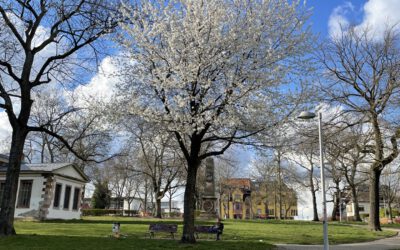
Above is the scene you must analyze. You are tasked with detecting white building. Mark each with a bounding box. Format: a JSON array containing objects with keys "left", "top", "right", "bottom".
[{"left": 0, "top": 155, "right": 89, "bottom": 220}]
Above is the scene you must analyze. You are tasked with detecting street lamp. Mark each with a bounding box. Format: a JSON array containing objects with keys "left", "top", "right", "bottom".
[{"left": 298, "top": 111, "right": 329, "bottom": 250}]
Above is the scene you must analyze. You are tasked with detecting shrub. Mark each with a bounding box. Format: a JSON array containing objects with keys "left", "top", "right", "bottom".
[
  {"left": 81, "top": 209, "right": 123, "bottom": 216},
  {"left": 162, "top": 212, "right": 182, "bottom": 218},
  {"left": 124, "top": 210, "right": 139, "bottom": 216}
]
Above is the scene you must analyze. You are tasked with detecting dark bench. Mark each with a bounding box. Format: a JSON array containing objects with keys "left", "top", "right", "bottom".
[
  {"left": 148, "top": 224, "right": 178, "bottom": 239},
  {"left": 194, "top": 225, "right": 220, "bottom": 239}
]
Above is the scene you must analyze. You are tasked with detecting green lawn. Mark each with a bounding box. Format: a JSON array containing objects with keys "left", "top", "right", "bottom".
[
  {"left": 0, "top": 217, "right": 395, "bottom": 250},
  {"left": 339, "top": 220, "right": 400, "bottom": 229}
]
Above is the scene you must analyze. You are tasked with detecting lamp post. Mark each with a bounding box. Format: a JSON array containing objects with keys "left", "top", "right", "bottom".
[{"left": 298, "top": 111, "right": 329, "bottom": 250}]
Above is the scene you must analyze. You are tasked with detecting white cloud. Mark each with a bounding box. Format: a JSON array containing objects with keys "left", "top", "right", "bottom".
[
  {"left": 66, "top": 55, "right": 122, "bottom": 108},
  {"left": 328, "top": 0, "right": 400, "bottom": 38},
  {"left": 361, "top": 0, "right": 400, "bottom": 34},
  {"left": 328, "top": 2, "right": 354, "bottom": 38}
]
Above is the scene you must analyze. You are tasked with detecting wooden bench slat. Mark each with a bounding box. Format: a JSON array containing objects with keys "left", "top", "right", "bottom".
[
  {"left": 148, "top": 224, "right": 178, "bottom": 239},
  {"left": 194, "top": 225, "right": 220, "bottom": 239}
]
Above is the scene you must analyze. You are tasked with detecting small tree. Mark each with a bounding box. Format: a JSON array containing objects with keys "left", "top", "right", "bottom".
[
  {"left": 92, "top": 181, "right": 111, "bottom": 209},
  {"left": 286, "top": 126, "right": 321, "bottom": 222},
  {"left": 126, "top": 121, "right": 185, "bottom": 218}
]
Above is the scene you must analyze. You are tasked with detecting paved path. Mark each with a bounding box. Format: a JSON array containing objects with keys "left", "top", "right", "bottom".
[{"left": 276, "top": 228, "right": 400, "bottom": 250}]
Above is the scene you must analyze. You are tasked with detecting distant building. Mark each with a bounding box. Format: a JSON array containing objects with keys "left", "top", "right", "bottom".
[
  {"left": 345, "top": 184, "right": 399, "bottom": 219},
  {"left": 161, "top": 200, "right": 181, "bottom": 213},
  {"left": 345, "top": 185, "right": 370, "bottom": 218},
  {"left": 108, "top": 196, "right": 143, "bottom": 214},
  {"left": 0, "top": 155, "right": 89, "bottom": 220},
  {"left": 219, "top": 178, "right": 298, "bottom": 219}
]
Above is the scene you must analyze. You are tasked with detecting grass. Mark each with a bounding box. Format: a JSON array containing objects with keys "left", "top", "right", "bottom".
[
  {"left": 339, "top": 220, "right": 400, "bottom": 229},
  {"left": 0, "top": 216, "right": 396, "bottom": 250}
]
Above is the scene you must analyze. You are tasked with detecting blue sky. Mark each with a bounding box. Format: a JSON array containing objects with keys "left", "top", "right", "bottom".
[
  {"left": 307, "top": 0, "right": 364, "bottom": 35},
  {"left": 2, "top": 0, "right": 400, "bottom": 156},
  {"left": 306, "top": 0, "right": 400, "bottom": 38}
]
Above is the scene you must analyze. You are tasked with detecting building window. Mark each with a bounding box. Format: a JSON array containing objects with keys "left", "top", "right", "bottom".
[
  {"left": 63, "top": 185, "right": 72, "bottom": 210},
  {"left": 268, "top": 209, "right": 274, "bottom": 215},
  {"left": 234, "top": 194, "right": 241, "bottom": 201},
  {"left": 234, "top": 203, "right": 242, "bottom": 211},
  {"left": 0, "top": 181, "right": 5, "bottom": 204},
  {"left": 17, "top": 180, "right": 33, "bottom": 208},
  {"left": 72, "top": 188, "right": 81, "bottom": 210},
  {"left": 53, "top": 183, "right": 62, "bottom": 208},
  {"left": 359, "top": 206, "right": 365, "bottom": 212}
]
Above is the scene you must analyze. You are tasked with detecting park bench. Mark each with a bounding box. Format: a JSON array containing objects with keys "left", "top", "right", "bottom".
[
  {"left": 147, "top": 224, "right": 178, "bottom": 239},
  {"left": 194, "top": 225, "right": 220, "bottom": 239}
]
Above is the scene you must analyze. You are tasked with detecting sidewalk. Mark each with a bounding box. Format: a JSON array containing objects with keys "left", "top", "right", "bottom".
[{"left": 276, "top": 228, "right": 400, "bottom": 250}]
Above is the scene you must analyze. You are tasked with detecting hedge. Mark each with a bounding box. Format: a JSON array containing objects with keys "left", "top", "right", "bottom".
[{"left": 81, "top": 209, "right": 137, "bottom": 216}]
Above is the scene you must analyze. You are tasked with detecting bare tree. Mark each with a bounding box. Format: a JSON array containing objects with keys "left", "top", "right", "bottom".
[
  {"left": 125, "top": 180, "right": 141, "bottom": 215},
  {"left": 288, "top": 143, "right": 321, "bottom": 221},
  {"left": 0, "top": 0, "right": 116, "bottom": 235},
  {"left": 335, "top": 126, "right": 370, "bottom": 221},
  {"left": 215, "top": 153, "right": 240, "bottom": 219},
  {"left": 129, "top": 121, "right": 185, "bottom": 218},
  {"left": 320, "top": 25, "right": 400, "bottom": 230},
  {"left": 251, "top": 147, "right": 292, "bottom": 220},
  {"left": 381, "top": 165, "right": 400, "bottom": 222},
  {"left": 107, "top": 158, "right": 130, "bottom": 210},
  {"left": 325, "top": 140, "right": 345, "bottom": 221},
  {"left": 26, "top": 88, "right": 114, "bottom": 167},
  {"left": 166, "top": 181, "right": 185, "bottom": 217}
]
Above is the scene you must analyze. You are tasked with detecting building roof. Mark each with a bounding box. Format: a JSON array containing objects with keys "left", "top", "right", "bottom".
[
  {"left": 0, "top": 161, "right": 89, "bottom": 182},
  {"left": 223, "top": 178, "right": 252, "bottom": 188}
]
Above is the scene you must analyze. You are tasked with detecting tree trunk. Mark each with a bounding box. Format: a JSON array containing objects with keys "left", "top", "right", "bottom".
[
  {"left": 388, "top": 200, "right": 393, "bottom": 222},
  {"left": 311, "top": 186, "right": 319, "bottom": 221},
  {"left": 0, "top": 128, "right": 27, "bottom": 236},
  {"left": 227, "top": 191, "right": 230, "bottom": 219},
  {"left": 351, "top": 185, "right": 362, "bottom": 221},
  {"left": 310, "top": 166, "right": 319, "bottom": 221},
  {"left": 369, "top": 169, "right": 382, "bottom": 231},
  {"left": 144, "top": 179, "right": 148, "bottom": 214},
  {"left": 181, "top": 159, "right": 199, "bottom": 243},
  {"left": 277, "top": 153, "right": 282, "bottom": 220},
  {"left": 169, "top": 194, "right": 172, "bottom": 217},
  {"left": 155, "top": 197, "right": 162, "bottom": 218},
  {"left": 274, "top": 184, "right": 278, "bottom": 219},
  {"left": 331, "top": 193, "right": 339, "bottom": 221}
]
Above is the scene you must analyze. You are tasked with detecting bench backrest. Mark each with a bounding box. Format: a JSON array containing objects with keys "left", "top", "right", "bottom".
[
  {"left": 194, "top": 225, "right": 214, "bottom": 233},
  {"left": 149, "top": 224, "right": 178, "bottom": 233}
]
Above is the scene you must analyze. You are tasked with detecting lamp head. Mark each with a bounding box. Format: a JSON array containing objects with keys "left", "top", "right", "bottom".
[{"left": 298, "top": 111, "right": 316, "bottom": 120}]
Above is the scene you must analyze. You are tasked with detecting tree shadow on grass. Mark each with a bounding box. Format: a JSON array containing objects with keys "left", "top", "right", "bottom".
[{"left": 0, "top": 234, "right": 276, "bottom": 250}]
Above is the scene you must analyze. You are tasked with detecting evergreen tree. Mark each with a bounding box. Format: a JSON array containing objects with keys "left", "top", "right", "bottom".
[{"left": 92, "top": 181, "right": 111, "bottom": 209}]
